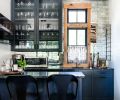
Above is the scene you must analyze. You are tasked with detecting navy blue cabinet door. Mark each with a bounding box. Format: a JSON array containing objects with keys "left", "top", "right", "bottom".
[
  {"left": 93, "top": 69, "right": 114, "bottom": 100},
  {"left": 0, "top": 78, "right": 10, "bottom": 100},
  {"left": 81, "top": 69, "right": 93, "bottom": 100}
]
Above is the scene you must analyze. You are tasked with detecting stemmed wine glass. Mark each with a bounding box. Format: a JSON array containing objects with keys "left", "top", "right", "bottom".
[
  {"left": 27, "top": 1, "right": 31, "bottom": 7},
  {"left": 20, "top": 1, "right": 24, "bottom": 7},
  {"left": 16, "top": 0, "right": 20, "bottom": 7}
]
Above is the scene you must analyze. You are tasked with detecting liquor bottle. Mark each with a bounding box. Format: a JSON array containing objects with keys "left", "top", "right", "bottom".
[
  {"left": 89, "top": 53, "right": 92, "bottom": 68},
  {"left": 92, "top": 53, "right": 95, "bottom": 67},
  {"left": 96, "top": 52, "right": 100, "bottom": 67}
]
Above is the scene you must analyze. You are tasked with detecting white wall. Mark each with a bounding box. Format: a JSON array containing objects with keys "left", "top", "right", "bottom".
[
  {"left": 0, "top": 44, "right": 12, "bottom": 64},
  {"left": 0, "top": 0, "right": 13, "bottom": 65},
  {"left": 109, "top": 0, "right": 120, "bottom": 100},
  {"left": 0, "top": 0, "right": 11, "bottom": 19}
]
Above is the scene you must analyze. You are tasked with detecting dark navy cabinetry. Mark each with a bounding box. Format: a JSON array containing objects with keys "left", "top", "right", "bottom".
[
  {"left": 0, "top": 68, "right": 114, "bottom": 100},
  {"left": 80, "top": 68, "right": 114, "bottom": 100},
  {"left": 81, "top": 69, "right": 93, "bottom": 100},
  {"left": 11, "top": 0, "right": 62, "bottom": 52},
  {"left": 92, "top": 69, "right": 114, "bottom": 100},
  {"left": 0, "top": 77, "right": 10, "bottom": 100}
]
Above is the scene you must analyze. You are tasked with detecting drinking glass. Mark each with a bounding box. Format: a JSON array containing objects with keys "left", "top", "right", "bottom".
[
  {"left": 20, "top": 12, "right": 24, "bottom": 19},
  {"left": 27, "top": 1, "right": 31, "bottom": 7},
  {"left": 52, "top": 2, "right": 55, "bottom": 9},
  {"left": 24, "top": 12, "right": 27, "bottom": 19},
  {"left": 20, "top": 1, "right": 24, "bottom": 7},
  {"left": 16, "top": 0, "right": 20, "bottom": 7},
  {"left": 17, "top": 12, "right": 20, "bottom": 19},
  {"left": 27, "top": 12, "right": 31, "bottom": 18},
  {"left": 39, "top": 12, "right": 42, "bottom": 18},
  {"left": 15, "top": 25, "right": 18, "bottom": 30},
  {"left": 30, "top": 12, "right": 34, "bottom": 18},
  {"left": 18, "top": 25, "right": 21, "bottom": 30}
]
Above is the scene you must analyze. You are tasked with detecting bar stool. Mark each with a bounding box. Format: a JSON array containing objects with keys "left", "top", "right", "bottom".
[
  {"left": 47, "top": 74, "right": 78, "bottom": 100},
  {"left": 6, "top": 75, "right": 39, "bottom": 100}
]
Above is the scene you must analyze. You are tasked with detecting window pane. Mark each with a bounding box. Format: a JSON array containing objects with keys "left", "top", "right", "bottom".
[
  {"left": 77, "top": 10, "right": 86, "bottom": 23},
  {"left": 77, "top": 29, "right": 86, "bottom": 45},
  {"left": 68, "top": 30, "right": 76, "bottom": 45},
  {"left": 68, "top": 46, "right": 87, "bottom": 64},
  {"left": 68, "top": 10, "right": 77, "bottom": 23}
]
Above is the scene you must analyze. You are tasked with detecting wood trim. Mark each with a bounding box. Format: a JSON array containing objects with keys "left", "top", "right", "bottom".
[
  {"left": 67, "top": 24, "right": 88, "bottom": 28},
  {"left": 64, "top": 8, "right": 67, "bottom": 64},
  {"left": 87, "top": 8, "right": 91, "bottom": 68},
  {"left": 63, "top": 3, "right": 91, "bottom": 68},
  {"left": 64, "top": 3, "right": 91, "bottom": 9},
  {"left": 63, "top": 63, "right": 89, "bottom": 68}
]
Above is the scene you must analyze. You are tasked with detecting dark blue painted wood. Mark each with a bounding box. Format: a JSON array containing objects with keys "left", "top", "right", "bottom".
[
  {"left": 0, "top": 68, "right": 114, "bottom": 100},
  {"left": 0, "top": 78, "right": 10, "bottom": 100},
  {"left": 93, "top": 69, "right": 114, "bottom": 100}
]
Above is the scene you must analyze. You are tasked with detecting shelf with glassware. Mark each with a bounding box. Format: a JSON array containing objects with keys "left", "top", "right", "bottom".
[
  {"left": 38, "top": 0, "right": 62, "bottom": 51},
  {"left": 11, "top": 0, "right": 62, "bottom": 52},
  {"left": 63, "top": 3, "right": 91, "bottom": 68},
  {"left": 0, "top": 13, "right": 14, "bottom": 44},
  {"left": 11, "top": 19, "right": 35, "bottom": 51},
  {"left": 11, "top": 0, "right": 35, "bottom": 51},
  {"left": 39, "top": 9, "right": 59, "bottom": 19}
]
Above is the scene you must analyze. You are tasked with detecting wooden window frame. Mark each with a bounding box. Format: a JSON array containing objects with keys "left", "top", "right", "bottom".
[{"left": 63, "top": 3, "right": 91, "bottom": 68}]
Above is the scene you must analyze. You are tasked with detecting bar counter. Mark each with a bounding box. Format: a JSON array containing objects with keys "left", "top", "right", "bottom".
[
  {"left": 0, "top": 67, "right": 114, "bottom": 100},
  {"left": 0, "top": 67, "right": 85, "bottom": 100}
]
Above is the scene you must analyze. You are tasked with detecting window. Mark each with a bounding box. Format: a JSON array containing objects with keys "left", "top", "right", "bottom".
[
  {"left": 68, "top": 29, "right": 87, "bottom": 64},
  {"left": 68, "top": 29, "right": 87, "bottom": 46},
  {"left": 64, "top": 3, "right": 91, "bottom": 68},
  {"left": 68, "top": 9, "right": 87, "bottom": 23}
]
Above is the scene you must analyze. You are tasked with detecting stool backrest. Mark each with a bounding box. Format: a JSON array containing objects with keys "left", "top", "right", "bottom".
[
  {"left": 47, "top": 74, "right": 78, "bottom": 100},
  {"left": 6, "top": 75, "right": 39, "bottom": 100}
]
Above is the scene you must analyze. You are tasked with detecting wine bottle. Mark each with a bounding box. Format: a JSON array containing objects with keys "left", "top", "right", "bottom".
[{"left": 97, "top": 52, "right": 100, "bottom": 67}]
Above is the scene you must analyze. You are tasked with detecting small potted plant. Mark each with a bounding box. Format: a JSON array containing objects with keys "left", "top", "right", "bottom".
[{"left": 17, "top": 55, "right": 26, "bottom": 69}]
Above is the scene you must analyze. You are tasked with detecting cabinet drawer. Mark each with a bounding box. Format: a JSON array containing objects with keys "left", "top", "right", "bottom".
[{"left": 93, "top": 69, "right": 113, "bottom": 77}]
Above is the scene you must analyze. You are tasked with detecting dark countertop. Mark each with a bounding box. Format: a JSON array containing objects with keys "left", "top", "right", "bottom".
[
  {"left": 0, "top": 66, "right": 113, "bottom": 77},
  {"left": 24, "top": 66, "right": 113, "bottom": 72},
  {"left": 24, "top": 67, "right": 75, "bottom": 72}
]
